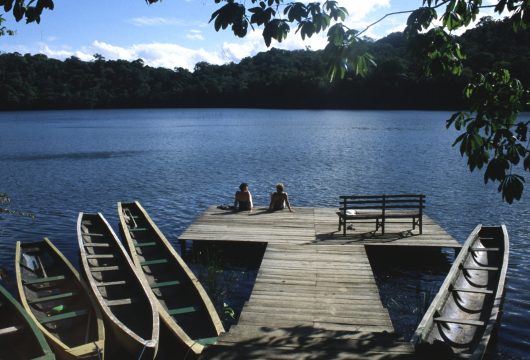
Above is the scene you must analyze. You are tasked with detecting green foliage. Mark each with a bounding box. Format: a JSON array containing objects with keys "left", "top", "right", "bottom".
[
  {"left": 0, "top": 0, "right": 54, "bottom": 25},
  {"left": 210, "top": 0, "right": 248, "bottom": 37},
  {"left": 324, "top": 26, "right": 376, "bottom": 80},
  {"left": 447, "top": 69, "right": 530, "bottom": 203},
  {"left": 1, "top": 19, "right": 528, "bottom": 111},
  {"left": 408, "top": 27, "right": 466, "bottom": 76}
]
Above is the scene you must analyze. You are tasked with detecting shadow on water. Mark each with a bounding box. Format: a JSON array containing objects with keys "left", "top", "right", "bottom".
[
  {"left": 366, "top": 246, "right": 454, "bottom": 342},
  {"left": 182, "top": 241, "right": 266, "bottom": 331}
]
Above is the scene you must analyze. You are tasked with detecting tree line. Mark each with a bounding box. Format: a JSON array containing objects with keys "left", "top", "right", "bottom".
[{"left": 0, "top": 17, "right": 528, "bottom": 111}]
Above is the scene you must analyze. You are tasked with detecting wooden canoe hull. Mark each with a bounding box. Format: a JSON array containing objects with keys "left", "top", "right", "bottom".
[
  {"left": 77, "top": 212, "right": 159, "bottom": 359},
  {"left": 412, "top": 225, "right": 509, "bottom": 359},
  {"left": 15, "top": 238, "right": 105, "bottom": 360},
  {"left": 0, "top": 283, "right": 55, "bottom": 360},
  {"left": 118, "top": 201, "right": 225, "bottom": 356}
]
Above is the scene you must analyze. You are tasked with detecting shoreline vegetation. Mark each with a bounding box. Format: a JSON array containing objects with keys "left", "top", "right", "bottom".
[{"left": 1, "top": 17, "right": 528, "bottom": 112}]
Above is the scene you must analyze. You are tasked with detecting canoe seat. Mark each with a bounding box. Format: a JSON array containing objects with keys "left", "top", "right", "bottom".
[
  {"left": 91, "top": 265, "right": 119, "bottom": 272},
  {"left": 0, "top": 325, "right": 21, "bottom": 336},
  {"left": 29, "top": 291, "right": 76, "bottom": 304},
  {"left": 128, "top": 227, "right": 148, "bottom": 232},
  {"left": 451, "top": 287, "right": 494, "bottom": 295},
  {"left": 151, "top": 280, "right": 180, "bottom": 288},
  {"left": 461, "top": 265, "right": 499, "bottom": 271},
  {"left": 84, "top": 243, "right": 110, "bottom": 247},
  {"left": 471, "top": 247, "right": 500, "bottom": 252},
  {"left": 86, "top": 254, "right": 115, "bottom": 259},
  {"left": 23, "top": 247, "right": 42, "bottom": 254},
  {"left": 167, "top": 306, "right": 198, "bottom": 316},
  {"left": 106, "top": 298, "right": 136, "bottom": 306},
  {"left": 81, "top": 233, "right": 105, "bottom": 237},
  {"left": 96, "top": 280, "right": 127, "bottom": 287},
  {"left": 134, "top": 242, "right": 157, "bottom": 248},
  {"left": 141, "top": 259, "right": 168, "bottom": 266},
  {"left": 434, "top": 317, "right": 485, "bottom": 327},
  {"left": 24, "top": 275, "right": 65, "bottom": 285},
  {"left": 195, "top": 337, "right": 218, "bottom": 345},
  {"left": 40, "top": 309, "right": 88, "bottom": 324}
]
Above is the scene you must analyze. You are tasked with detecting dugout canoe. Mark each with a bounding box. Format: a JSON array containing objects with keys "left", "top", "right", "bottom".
[
  {"left": 118, "top": 201, "right": 224, "bottom": 356},
  {"left": 0, "top": 282, "right": 55, "bottom": 360},
  {"left": 412, "top": 225, "right": 509, "bottom": 359},
  {"left": 77, "top": 212, "right": 160, "bottom": 359},
  {"left": 16, "top": 238, "right": 105, "bottom": 360}
]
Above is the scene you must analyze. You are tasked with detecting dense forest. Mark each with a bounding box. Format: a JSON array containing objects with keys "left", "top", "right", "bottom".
[{"left": 1, "top": 17, "right": 529, "bottom": 111}]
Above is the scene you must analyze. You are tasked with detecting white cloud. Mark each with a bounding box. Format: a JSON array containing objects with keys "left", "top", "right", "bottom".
[
  {"left": 129, "top": 16, "right": 204, "bottom": 28},
  {"left": 186, "top": 30, "right": 205, "bottom": 41},
  {"left": 221, "top": 26, "right": 331, "bottom": 63},
  {"left": 37, "top": 41, "right": 226, "bottom": 70},
  {"left": 40, "top": 44, "right": 93, "bottom": 61},
  {"left": 92, "top": 41, "right": 135, "bottom": 59},
  {"left": 340, "top": 0, "right": 391, "bottom": 22}
]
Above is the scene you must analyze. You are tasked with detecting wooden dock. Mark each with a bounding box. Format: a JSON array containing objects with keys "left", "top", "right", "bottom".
[{"left": 178, "top": 206, "right": 461, "bottom": 359}]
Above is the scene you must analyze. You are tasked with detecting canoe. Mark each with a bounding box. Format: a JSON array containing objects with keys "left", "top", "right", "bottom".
[
  {"left": 118, "top": 201, "right": 225, "bottom": 356},
  {"left": 412, "top": 225, "right": 509, "bottom": 359},
  {"left": 77, "top": 212, "right": 159, "bottom": 359},
  {"left": 0, "top": 282, "right": 55, "bottom": 360},
  {"left": 16, "top": 238, "right": 105, "bottom": 360}
]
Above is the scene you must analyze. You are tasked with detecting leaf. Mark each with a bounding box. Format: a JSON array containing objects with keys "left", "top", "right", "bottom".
[
  {"left": 498, "top": 174, "right": 525, "bottom": 204},
  {"left": 13, "top": 0, "right": 25, "bottom": 22},
  {"left": 284, "top": 2, "right": 307, "bottom": 22},
  {"left": 452, "top": 133, "right": 466, "bottom": 148},
  {"left": 494, "top": 0, "right": 507, "bottom": 13},
  {"left": 405, "top": 7, "right": 437, "bottom": 36},
  {"left": 446, "top": 112, "right": 459, "bottom": 129},
  {"left": 524, "top": 154, "right": 530, "bottom": 171},
  {"left": 262, "top": 19, "right": 290, "bottom": 47},
  {"left": 484, "top": 157, "right": 509, "bottom": 184},
  {"left": 209, "top": 2, "right": 248, "bottom": 37},
  {"left": 3, "top": 0, "right": 13, "bottom": 13},
  {"left": 326, "top": 23, "right": 345, "bottom": 46}
]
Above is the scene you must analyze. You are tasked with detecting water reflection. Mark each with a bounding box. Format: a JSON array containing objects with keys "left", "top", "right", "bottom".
[{"left": 0, "top": 109, "right": 528, "bottom": 358}]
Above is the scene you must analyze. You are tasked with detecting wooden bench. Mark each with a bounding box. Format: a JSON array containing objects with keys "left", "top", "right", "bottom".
[{"left": 337, "top": 194, "right": 425, "bottom": 236}]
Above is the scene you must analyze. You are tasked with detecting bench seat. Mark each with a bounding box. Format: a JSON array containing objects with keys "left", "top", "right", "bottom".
[{"left": 338, "top": 194, "right": 425, "bottom": 236}]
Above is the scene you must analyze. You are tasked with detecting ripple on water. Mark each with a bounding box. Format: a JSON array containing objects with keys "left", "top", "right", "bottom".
[{"left": 1, "top": 109, "right": 529, "bottom": 359}]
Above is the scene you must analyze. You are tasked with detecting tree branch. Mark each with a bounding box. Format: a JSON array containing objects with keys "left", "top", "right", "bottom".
[
  {"left": 357, "top": 9, "right": 417, "bottom": 37},
  {"left": 356, "top": 1, "right": 497, "bottom": 38}
]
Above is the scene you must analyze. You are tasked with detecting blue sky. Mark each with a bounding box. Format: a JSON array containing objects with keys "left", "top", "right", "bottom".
[{"left": 1, "top": 0, "right": 496, "bottom": 70}]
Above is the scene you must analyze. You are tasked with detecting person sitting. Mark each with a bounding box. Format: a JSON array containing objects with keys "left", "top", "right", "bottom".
[
  {"left": 268, "top": 182, "right": 293, "bottom": 212},
  {"left": 234, "top": 183, "right": 253, "bottom": 212}
]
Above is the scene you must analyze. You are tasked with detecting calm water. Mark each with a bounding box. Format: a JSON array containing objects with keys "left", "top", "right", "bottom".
[{"left": 0, "top": 109, "right": 529, "bottom": 359}]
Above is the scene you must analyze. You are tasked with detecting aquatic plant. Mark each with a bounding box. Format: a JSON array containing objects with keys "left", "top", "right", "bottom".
[{"left": 0, "top": 193, "right": 35, "bottom": 219}]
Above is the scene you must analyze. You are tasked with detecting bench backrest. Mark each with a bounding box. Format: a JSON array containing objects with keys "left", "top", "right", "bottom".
[{"left": 339, "top": 194, "right": 425, "bottom": 214}]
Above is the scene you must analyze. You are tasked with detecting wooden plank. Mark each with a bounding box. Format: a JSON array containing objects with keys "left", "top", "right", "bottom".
[
  {"left": 90, "top": 265, "right": 119, "bottom": 272},
  {"left": 150, "top": 280, "right": 181, "bottom": 288},
  {"left": 23, "top": 275, "right": 65, "bottom": 285},
  {"left": 40, "top": 309, "right": 88, "bottom": 324},
  {"left": 86, "top": 254, "right": 114, "bottom": 259},
  {"left": 28, "top": 291, "right": 76, "bottom": 304},
  {"left": 106, "top": 298, "right": 135, "bottom": 306},
  {"left": 180, "top": 206, "right": 460, "bottom": 359},
  {"left": 0, "top": 326, "right": 20, "bottom": 335},
  {"left": 433, "top": 317, "right": 485, "bottom": 327},
  {"left": 96, "top": 280, "right": 127, "bottom": 287}
]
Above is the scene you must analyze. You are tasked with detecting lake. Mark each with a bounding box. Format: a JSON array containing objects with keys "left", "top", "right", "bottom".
[{"left": 0, "top": 109, "right": 529, "bottom": 359}]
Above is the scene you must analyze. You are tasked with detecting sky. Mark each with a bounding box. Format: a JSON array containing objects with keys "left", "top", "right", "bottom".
[{"left": 0, "top": 0, "right": 497, "bottom": 71}]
